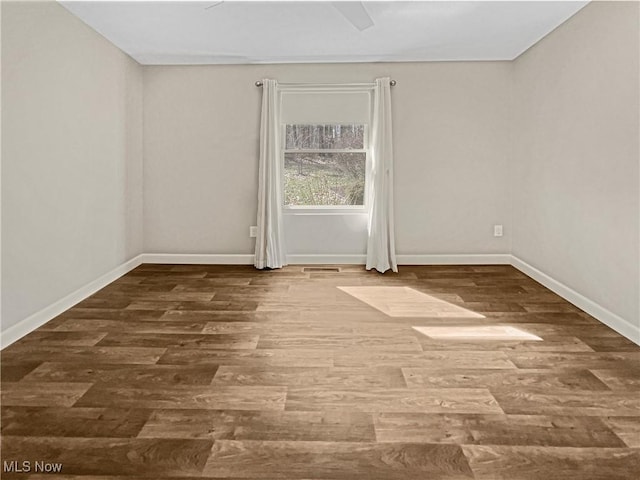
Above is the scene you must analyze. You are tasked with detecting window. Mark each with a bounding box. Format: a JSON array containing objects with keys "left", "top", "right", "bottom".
[{"left": 283, "top": 124, "right": 369, "bottom": 208}]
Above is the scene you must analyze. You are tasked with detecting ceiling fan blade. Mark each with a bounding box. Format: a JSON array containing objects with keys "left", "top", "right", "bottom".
[
  {"left": 332, "top": 2, "right": 374, "bottom": 31},
  {"left": 204, "top": 2, "right": 224, "bottom": 10}
]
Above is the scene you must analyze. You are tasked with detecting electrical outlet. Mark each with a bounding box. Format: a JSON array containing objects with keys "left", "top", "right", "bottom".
[
  {"left": 494, "top": 224, "right": 503, "bottom": 237},
  {"left": 249, "top": 226, "right": 258, "bottom": 238}
]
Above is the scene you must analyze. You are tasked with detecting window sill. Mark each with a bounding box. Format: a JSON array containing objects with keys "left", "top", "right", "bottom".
[{"left": 283, "top": 208, "right": 368, "bottom": 216}]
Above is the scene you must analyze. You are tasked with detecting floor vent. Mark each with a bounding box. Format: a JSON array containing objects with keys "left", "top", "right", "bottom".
[{"left": 302, "top": 267, "right": 341, "bottom": 273}]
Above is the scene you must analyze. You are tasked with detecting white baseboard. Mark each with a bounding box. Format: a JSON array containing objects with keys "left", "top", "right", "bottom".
[
  {"left": 141, "top": 253, "right": 254, "bottom": 265},
  {"left": 287, "top": 253, "right": 512, "bottom": 265},
  {"left": 397, "top": 254, "right": 512, "bottom": 265},
  {"left": 142, "top": 253, "right": 512, "bottom": 266},
  {"left": 511, "top": 255, "right": 639, "bottom": 345},
  {"left": 0, "top": 254, "right": 144, "bottom": 349},
  {"left": 287, "top": 254, "right": 366, "bottom": 264}
]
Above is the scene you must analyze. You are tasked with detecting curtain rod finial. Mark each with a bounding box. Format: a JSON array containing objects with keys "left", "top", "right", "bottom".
[
  {"left": 255, "top": 81, "right": 263, "bottom": 87},
  {"left": 390, "top": 79, "right": 396, "bottom": 86}
]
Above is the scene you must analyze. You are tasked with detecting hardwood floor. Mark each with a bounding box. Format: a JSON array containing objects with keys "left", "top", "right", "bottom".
[{"left": 1, "top": 264, "right": 639, "bottom": 479}]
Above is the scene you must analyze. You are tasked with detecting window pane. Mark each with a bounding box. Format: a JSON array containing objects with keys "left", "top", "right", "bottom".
[
  {"left": 284, "top": 152, "right": 366, "bottom": 206},
  {"left": 285, "top": 124, "right": 365, "bottom": 150}
]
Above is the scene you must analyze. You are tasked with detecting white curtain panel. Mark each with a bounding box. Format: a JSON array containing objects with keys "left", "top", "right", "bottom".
[
  {"left": 366, "top": 77, "right": 398, "bottom": 273},
  {"left": 254, "top": 79, "right": 287, "bottom": 269}
]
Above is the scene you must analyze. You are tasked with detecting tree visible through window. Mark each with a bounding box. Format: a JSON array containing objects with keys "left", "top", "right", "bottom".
[{"left": 283, "top": 124, "right": 367, "bottom": 207}]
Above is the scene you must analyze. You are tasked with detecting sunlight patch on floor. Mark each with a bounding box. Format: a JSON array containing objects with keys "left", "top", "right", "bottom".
[
  {"left": 412, "top": 325, "right": 543, "bottom": 341},
  {"left": 337, "top": 286, "right": 485, "bottom": 318}
]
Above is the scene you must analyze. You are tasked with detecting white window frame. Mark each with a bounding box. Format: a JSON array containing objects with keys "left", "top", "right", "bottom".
[{"left": 279, "top": 87, "right": 373, "bottom": 215}]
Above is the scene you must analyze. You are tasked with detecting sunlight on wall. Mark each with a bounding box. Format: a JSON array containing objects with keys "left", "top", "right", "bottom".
[
  {"left": 412, "top": 325, "right": 542, "bottom": 341},
  {"left": 337, "top": 286, "right": 485, "bottom": 318}
]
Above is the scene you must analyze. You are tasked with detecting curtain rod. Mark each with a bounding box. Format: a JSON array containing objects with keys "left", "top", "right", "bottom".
[{"left": 255, "top": 80, "right": 396, "bottom": 87}]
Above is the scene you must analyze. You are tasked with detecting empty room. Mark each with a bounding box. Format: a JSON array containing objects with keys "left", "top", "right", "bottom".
[{"left": 1, "top": 0, "right": 639, "bottom": 478}]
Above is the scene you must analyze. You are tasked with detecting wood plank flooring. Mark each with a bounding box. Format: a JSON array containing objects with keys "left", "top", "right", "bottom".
[{"left": 1, "top": 264, "right": 639, "bottom": 479}]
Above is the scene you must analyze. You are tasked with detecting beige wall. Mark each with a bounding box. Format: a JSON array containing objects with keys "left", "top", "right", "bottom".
[
  {"left": 143, "top": 62, "right": 512, "bottom": 256},
  {"left": 512, "top": 1, "right": 640, "bottom": 325},
  {"left": 1, "top": 0, "right": 143, "bottom": 329}
]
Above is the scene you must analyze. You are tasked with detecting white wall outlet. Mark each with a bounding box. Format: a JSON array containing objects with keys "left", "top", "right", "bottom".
[
  {"left": 494, "top": 224, "right": 503, "bottom": 237},
  {"left": 249, "top": 226, "right": 258, "bottom": 238}
]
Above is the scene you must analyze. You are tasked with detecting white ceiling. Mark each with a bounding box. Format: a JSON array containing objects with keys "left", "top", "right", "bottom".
[{"left": 59, "top": 1, "right": 589, "bottom": 65}]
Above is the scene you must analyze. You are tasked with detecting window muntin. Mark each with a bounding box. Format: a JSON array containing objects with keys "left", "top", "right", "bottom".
[{"left": 282, "top": 123, "right": 368, "bottom": 209}]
